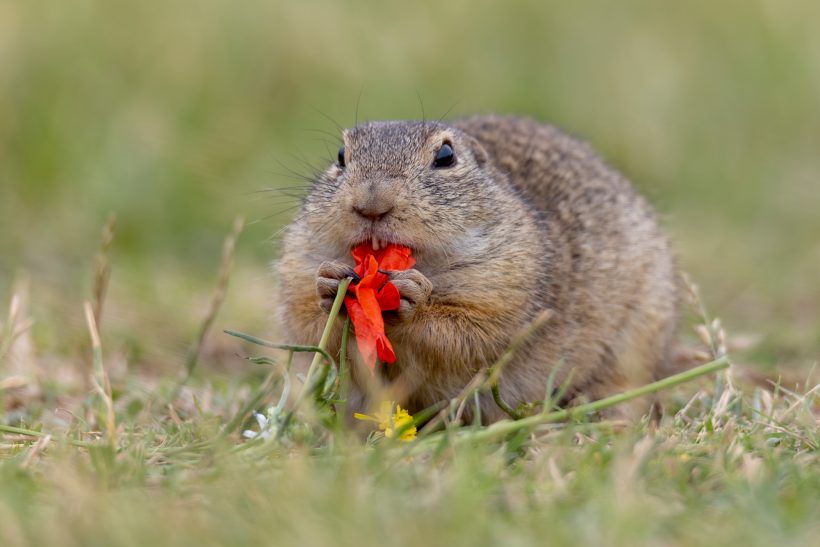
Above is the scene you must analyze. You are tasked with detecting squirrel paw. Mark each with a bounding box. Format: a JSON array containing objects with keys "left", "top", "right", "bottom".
[
  {"left": 388, "top": 269, "right": 433, "bottom": 320},
  {"left": 316, "top": 260, "right": 355, "bottom": 313}
]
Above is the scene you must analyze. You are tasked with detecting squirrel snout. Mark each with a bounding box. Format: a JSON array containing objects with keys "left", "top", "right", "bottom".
[
  {"left": 350, "top": 180, "right": 399, "bottom": 222},
  {"left": 352, "top": 203, "right": 394, "bottom": 222}
]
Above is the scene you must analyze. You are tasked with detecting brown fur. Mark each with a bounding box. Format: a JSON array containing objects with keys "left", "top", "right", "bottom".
[{"left": 275, "top": 115, "right": 678, "bottom": 423}]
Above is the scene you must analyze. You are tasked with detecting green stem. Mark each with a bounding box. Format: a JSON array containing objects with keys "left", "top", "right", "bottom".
[
  {"left": 491, "top": 382, "right": 523, "bottom": 420},
  {"left": 223, "top": 330, "right": 337, "bottom": 369},
  {"left": 421, "top": 356, "right": 731, "bottom": 447},
  {"left": 486, "top": 310, "right": 553, "bottom": 419},
  {"left": 301, "top": 277, "right": 351, "bottom": 397},
  {"left": 274, "top": 278, "right": 352, "bottom": 439},
  {"left": 337, "top": 315, "right": 352, "bottom": 422}
]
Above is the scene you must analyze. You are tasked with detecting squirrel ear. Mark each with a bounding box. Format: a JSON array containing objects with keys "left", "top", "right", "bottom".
[{"left": 466, "top": 136, "right": 489, "bottom": 167}]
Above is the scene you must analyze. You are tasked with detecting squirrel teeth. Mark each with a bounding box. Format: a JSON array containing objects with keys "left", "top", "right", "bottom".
[{"left": 372, "top": 236, "right": 381, "bottom": 251}]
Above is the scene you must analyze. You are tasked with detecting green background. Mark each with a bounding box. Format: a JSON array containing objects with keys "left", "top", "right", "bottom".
[{"left": 1, "top": 0, "right": 818, "bottom": 371}]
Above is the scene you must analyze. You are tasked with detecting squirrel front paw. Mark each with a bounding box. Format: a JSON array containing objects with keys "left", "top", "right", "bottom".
[
  {"left": 388, "top": 269, "right": 433, "bottom": 321},
  {"left": 316, "top": 260, "right": 356, "bottom": 313}
]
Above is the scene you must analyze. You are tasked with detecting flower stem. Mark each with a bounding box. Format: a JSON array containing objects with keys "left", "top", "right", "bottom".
[
  {"left": 300, "top": 277, "right": 351, "bottom": 400},
  {"left": 337, "top": 315, "right": 352, "bottom": 422},
  {"left": 269, "top": 278, "right": 352, "bottom": 440}
]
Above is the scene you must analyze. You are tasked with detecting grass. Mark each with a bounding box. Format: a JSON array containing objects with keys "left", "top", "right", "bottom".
[
  {"left": 1, "top": 221, "right": 818, "bottom": 546},
  {"left": 2, "top": 0, "right": 819, "bottom": 545}
]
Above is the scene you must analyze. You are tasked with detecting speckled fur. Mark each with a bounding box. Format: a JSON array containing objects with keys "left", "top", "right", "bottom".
[{"left": 276, "top": 115, "right": 678, "bottom": 423}]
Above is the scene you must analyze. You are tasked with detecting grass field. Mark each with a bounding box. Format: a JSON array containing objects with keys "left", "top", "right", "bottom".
[{"left": 1, "top": 1, "right": 819, "bottom": 545}]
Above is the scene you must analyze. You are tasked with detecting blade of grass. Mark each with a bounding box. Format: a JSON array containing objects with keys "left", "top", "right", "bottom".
[
  {"left": 414, "top": 355, "right": 731, "bottom": 449},
  {"left": 223, "top": 330, "right": 337, "bottom": 370}
]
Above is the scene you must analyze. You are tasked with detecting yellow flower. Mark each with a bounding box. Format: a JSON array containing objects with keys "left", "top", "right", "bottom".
[{"left": 354, "top": 401, "right": 417, "bottom": 442}]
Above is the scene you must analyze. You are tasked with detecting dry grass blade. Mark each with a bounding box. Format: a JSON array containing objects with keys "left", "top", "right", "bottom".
[
  {"left": 0, "top": 293, "right": 34, "bottom": 364},
  {"left": 486, "top": 309, "right": 555, "bottom": 386},
  {"left": 92, "top": 213, "right": 117, "bottom": 327},
  {"left": 178, "top": 217, "right": 244, "bottom": 390},
  {"left": 489, "top": 310, "right": 555, "bottom": 419},
  {"left": 84, "top": 301, "right": 115, "bottom": 443},
  {"left": 0, "top": 423, "right": 94, "bottom": 448},
  {"left": 83, "top": 302, "right": 103, "bottom": 378},
  {"left": 417, "top": 309, "right": 555, "bottom": 432},
  {"left": 21, "top": 434, "right": 51, "bottom": 470}
]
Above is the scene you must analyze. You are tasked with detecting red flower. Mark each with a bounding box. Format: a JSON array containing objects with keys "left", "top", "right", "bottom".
[{"left": 344, "top": 243, "right": 415, "bottom": 371}]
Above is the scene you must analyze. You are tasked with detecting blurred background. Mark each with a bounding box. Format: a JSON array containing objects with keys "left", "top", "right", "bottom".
[{"left": 1, "top": 0, "right": 818, "bottom": 376}]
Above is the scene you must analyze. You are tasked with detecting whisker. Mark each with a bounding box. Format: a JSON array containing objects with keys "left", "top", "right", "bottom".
[
  {"left": 311, "top": 107, "right": 344, "bottom": 133},
  {"left": 354, "top": 86, "right": 364, "bottom": 128},
  {"left": 416, "top": 89, "right": 426, "bottom": 125},
  {"left": 304, "top": 127, "right": 343, "bottom": 143},
  {"left": 249, "top": 204, "right": 303, "bottom": 225},
  {"left": 437, "top": 100, "right": 460, "bottom": 124},
  {"left": 421, "top": 216, "right": 453, "bottom": 269}
]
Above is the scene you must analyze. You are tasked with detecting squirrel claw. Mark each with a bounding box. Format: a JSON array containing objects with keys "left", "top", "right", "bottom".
[
  {"left": 387, "top": 269, "right": 433, "bottom": 320},
  {"left": 316, "top": 260, "right": 355, "bottom": 313}
]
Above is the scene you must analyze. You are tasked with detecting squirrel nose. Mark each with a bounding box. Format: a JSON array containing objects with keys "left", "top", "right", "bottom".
[{"left": 352, "top": 204, "right": 394, "bottom": 222}]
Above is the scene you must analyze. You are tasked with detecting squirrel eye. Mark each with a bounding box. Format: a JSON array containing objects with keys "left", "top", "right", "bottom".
[
  {"left": 337, "top": 145, "right": 346, "bottom": 167},
  {"left": 433, "top": 143, "right": 455, "bottom": 168}
]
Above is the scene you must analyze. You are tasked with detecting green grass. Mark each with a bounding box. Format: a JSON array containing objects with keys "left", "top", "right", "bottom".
[
  {"left": 1, "top": 223, "right": 817, "bottom": 547},
  {"left": 2, "top": 0, "right": 819, "bottom": 545}
]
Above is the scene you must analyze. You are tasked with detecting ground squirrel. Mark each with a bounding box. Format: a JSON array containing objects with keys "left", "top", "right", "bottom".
[{"left": 276, "top": 115, "right": 678, "bottom": 423}]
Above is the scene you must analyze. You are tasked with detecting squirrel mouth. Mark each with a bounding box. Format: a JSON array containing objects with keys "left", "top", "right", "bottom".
[
  {"left": 357, "top": 236, "right": 388, "bottom": 251},
  {"left": 351, "top": 231, "right": 409, "bottom": 253}
]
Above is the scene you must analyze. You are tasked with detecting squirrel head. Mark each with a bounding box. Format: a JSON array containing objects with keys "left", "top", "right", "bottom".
[{"left": 299, "top": 120, "right": 499, "bottom": 258}]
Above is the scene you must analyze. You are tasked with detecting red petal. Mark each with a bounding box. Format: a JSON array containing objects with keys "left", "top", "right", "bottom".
[
  {"left": 376, "top": 282, "right": 401, "bottom": 310},
  {"left": 356, "top": 287, "right": 384, "bottom": 327},
  {"left": 375, "top": 335, "right": 396, "bottom": 364},
  {"left": 351, "top": 243, "right": 373, "bottom": 269},
  {"left": 345, "top": 296, "right": 381, "bottom": 370},
  {"left": 379, "top": 245, "right": 416, "bottom": 271},
  {"left": 356, "top": 256, "right": 388, "bottom": 288},
  {"left": 345, "top": 243, "right": 415, "bottom": 372}
]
